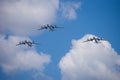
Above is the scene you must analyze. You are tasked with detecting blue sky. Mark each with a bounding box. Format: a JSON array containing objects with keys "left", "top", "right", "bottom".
[{"left": 0, "top": 0, "right": 120, "bottom": 80}]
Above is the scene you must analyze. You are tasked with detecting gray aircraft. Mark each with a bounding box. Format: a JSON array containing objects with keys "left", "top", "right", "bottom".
[
  {"left": 38, "top": 24, "right": 63, "bottom": 31},
  {"left": 83, "top": 37, "right": 105, "bottom": 43},
  {"left": 16, "top": 40, "right": 39, "bottom": 47}
]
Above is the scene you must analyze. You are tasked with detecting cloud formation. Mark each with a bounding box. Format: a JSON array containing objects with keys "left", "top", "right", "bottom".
[
  {"left": 0, "top": 0, "right": 59, "bottom": 36},
  {"left": 0, "top": 0, "right": 81, "bottom": 36},
  {"left": 0, "top": 35, "right": 51, "bottom": 74},
  {"left": 59, "top": 34, "right": 120, "bottom": 80}
]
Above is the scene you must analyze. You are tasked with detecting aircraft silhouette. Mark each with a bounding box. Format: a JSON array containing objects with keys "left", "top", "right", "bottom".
[
  {"left": 16, "top": 40, "right": 39, "bottom": 47},
  {"left": 83, "top": 37, "right": 105, "bottom": 43},
  {"left": 38, "top": 24, "right": 63, "bottom": 31}
]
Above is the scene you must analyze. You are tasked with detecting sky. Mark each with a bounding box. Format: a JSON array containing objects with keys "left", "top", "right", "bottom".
[{"left": 0, "top": 0, "right": 120, "bottom": 80}]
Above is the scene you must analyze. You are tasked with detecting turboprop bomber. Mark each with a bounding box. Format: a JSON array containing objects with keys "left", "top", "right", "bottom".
[
  {"left": 16, "top": 40, "right": 39, "bottom": 47},
  {"left": 38, "top": 24, "right": 63, "bottom": 31},
  {"left": 83, "top": 37, "right": 105, "bottom": 43}
]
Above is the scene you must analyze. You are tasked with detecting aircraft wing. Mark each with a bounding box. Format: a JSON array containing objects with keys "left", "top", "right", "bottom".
[
  {"left": 83, "top": 40, "right": 89, "bottom": 42},
  {"left": 32, "top": 41, "right": 39, "bottom": 45},
  {"left": 16, "top": 42, "right": 22, "bottom": 46},
  {"left": 55, "top": 26, "right": 64, "bottom": 28},
  {"left": 38, "top": 27, "right": 44, "bottom": 30},
  {"left": 16, "top": 43, "right": 21, "bottom": 46},
  {"left": 38, "top": 26, "right": 46, "bottom": 30}
]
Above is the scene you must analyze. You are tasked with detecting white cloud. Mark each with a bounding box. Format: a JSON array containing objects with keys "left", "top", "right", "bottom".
[
  {"left": 0, "top": 0, "right": 81, "bottom": 36},
  {"left": 0, "top": 35, "right": 51, "bottom": 74},
  {"left": 60, "top": 1, "right": 81, "bottom": 20},
  {"left": 0, "top": 0, "right": 80, "bottom": 35},
  {"left": 0, "top": 0, "right": 59, "bottom": 36},
  {"left": 59, "top": 34, "right": 120, "bottom": 80}
]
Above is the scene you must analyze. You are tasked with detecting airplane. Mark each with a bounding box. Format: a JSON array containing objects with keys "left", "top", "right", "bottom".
[
  {"left": 38, "top": 24, "right": 63, "bottom": 31},
  {"left": 83, "top": 37, "right": 105, "bottom": 43},
  {"left": 16, "top": 40, "right": 39, "bottom": 47}
]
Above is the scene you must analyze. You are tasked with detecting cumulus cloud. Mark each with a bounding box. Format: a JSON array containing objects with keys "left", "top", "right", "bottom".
[
  {"left": 0, "top": 35, "right": 51, "bottom": 74},
  {"left": 0, "top": 0, "right": 81, "bottom": 36},
  {"left": 60, "top": 1, "right": 81, "bottom": 20},
  {"left": 0, "top": 0, "right": 59, "bottom": 36},
  {"left": 59, "top": 34, "right": 120, "bottom": 80}
]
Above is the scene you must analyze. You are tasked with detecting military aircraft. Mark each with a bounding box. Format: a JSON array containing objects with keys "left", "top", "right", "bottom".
[
  {"left": 38, "top": 24, "right": 63, "bottom": 31},
  {"left": 83, "top": 37, "right": 105, "bottom": 43},
  {"left": 16, "top": 40, "right": 39, "bottom": 47}
]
